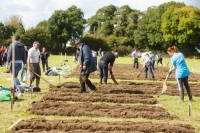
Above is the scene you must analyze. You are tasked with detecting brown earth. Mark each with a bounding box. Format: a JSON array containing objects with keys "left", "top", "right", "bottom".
[
  {"left": 42, "top": 92, "right": 157, "bottom": 104},
  {"left": 13, "top": 118, "right": 194, "bottom": 133},
  {"left": 28, "top": 102, "right": 178, "bottom": 120},
  {"left": 65, "top": 64, "right": 200, "bottom": 82},
  {"left": 57, "top": 81, "right": 200, "bottom": 96}
]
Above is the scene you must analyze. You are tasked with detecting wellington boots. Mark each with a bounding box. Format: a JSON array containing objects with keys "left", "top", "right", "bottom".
[
  {"left": 178, "top": 90, "right": 184, "bottom": 102},
  {"left": 186, "top": 88, "right": 194, "bottom": 102}
]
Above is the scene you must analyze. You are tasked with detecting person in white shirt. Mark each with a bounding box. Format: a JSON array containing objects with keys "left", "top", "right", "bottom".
[
  {"left": 27, "top": 41, "right": 41, "bottom": 90},
  {"left": 138, "top": 52, "right": 155, "bottom": 79}
]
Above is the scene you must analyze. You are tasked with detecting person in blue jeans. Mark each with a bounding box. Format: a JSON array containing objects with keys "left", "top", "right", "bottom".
[
  {"left": 6, "top": 35, "right": 27, "bottom": 92},
  {"left": 167, "top": 46, "right": 193, "bottom": 102}
]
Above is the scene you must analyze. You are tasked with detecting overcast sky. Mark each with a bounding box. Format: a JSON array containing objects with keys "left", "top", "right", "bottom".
[{"left": 0, "top": 0, "right": 199, "bottom": 29}]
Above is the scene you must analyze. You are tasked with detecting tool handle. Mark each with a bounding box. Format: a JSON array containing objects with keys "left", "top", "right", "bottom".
[{"left": 29, "top": 69, "right": 49, "bottom": 83}]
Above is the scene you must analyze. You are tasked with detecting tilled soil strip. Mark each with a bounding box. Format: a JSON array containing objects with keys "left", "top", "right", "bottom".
[
  {"left": 42, "top": 92, "right": 157, "bottom": 104},
  {"left": 56, "top": 82, "right": 200, "bottom": 96},
  {"left": 29, "top": 102, "right": 178, "bottom": 120},
  {"left": 65, "top": 64, "right": 200, "bottom": 81},
  {"left": 13, "top": 118, "right": 194, "bottom": 133}
]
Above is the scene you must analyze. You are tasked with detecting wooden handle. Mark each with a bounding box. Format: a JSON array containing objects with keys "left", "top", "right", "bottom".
[{"left": 29, "top": 69, "right": 49, "bottom": 84}]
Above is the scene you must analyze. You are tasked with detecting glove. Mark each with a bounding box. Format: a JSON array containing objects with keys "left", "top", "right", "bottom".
[
  {"left": 110, "top": 71, "right": 113, "bottom": 75},
  {"left": 168, "top": 71, "right": 172, "bottom": 75}
]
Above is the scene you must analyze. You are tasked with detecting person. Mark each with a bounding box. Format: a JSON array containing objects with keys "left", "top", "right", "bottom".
[
  {"left": 24, "top": 46, "right": 28, "bottom": 60},
  {"left": 91, "top": 49, "right": 98, "bottom": 66},
  {"left": 2, "top": 46, "right": 8, "bottom": 66},
  {"left": 138, "top": 52, "right": 154, "bottom": 79},
  {"left": 75, "top": 39, "right": 97, "bottom": 94},
  {"left": 131, "top": 49, "right": 139, "bottom": 68},
  {"left": 40, "top": 47, "right": 50, "bottom": 72},
  {"left": 98, "top": 51, "right": 118, "bottom": 84},
  {"left": 27, "top": 41, "right": 41, "bottom": 90},
  {"left": 149, "top": 51, "right": 155, "bottom": 70},
  {"left": 6, "top": 35, "right": 27, "bottom": 92},
  {"left": 156, "top": 52, "right": 163, "bottom": 66},
  {"left": 74, "top": 49, "right": 80, "bottom": 62},
  {"left": 167, "top": 46, "right": 193, "bottom": 102}
]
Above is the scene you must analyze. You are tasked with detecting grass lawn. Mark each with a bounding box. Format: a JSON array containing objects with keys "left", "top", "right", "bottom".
[{"left": 0, "top": 55, "right": 200, "bottom": 132}]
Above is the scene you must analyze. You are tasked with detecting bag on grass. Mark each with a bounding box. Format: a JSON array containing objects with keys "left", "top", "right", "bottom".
[
  {"left": 0, "top": 87, "right": 18, "bottom": 102},
  {"left": 21, "top": 69, "right": 28, "bottom": 83}
]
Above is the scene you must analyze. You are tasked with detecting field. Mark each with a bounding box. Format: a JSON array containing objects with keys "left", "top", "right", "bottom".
[{"left": 0, "top": 55, "right": 200, "bottom": 133}]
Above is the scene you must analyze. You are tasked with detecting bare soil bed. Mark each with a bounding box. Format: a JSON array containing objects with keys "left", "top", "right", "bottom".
[
  {"left": 29, "top": 102, "right": 178, "bottom": 120},
  {"left": 42, "top": 92, "right": 157, "bottom": 104},
  {"left": 13, "top": 118, "right": 195, "bottom": 133},
  {"left": 57, "top": 81, "right": 200, "bottom": 96},
  {"left": 65, "top": 64, "right": 200, "bottom": 81}
]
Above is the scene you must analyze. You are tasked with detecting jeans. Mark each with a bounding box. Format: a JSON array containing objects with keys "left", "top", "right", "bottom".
[
  {"left": 98, "top": 61, "right": 108, "bottom": 83},
  {"left": 10, "top": 63, "right": 22, "bottom": 91},
  {"left": 144, "top": 62, "right": 154, "bottom": 78},
  {"left": 133, "top": 58, "right": 138, "bottom": 68},
  {"left": 42, "top": 60, "right": 49, "bottom": 72}
]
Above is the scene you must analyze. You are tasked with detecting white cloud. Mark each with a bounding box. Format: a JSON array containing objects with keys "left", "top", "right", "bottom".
[{"left": 0, "top": 0, "right": 199, "bottom": 29}]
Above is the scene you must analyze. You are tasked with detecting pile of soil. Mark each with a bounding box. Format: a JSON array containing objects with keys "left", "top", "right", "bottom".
[
  {"left": 13, "top": 118, "right": 194, "bottom": 133},
  {"left": 42, "top": 92, "right": 157, "bottom": 104},
  {"left": 29, "top": 102, "right": 178, "bottom": 120}
]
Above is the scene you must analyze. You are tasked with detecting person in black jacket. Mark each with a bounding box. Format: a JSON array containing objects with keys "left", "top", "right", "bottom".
[
  {"left": 98, "top": 51, "right": 118, "bottom": 84},
  {"left": 75, "top": 39, "right": 97, "bottom": 94}
]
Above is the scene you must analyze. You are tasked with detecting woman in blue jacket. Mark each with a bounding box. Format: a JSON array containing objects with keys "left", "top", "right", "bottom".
[{"left": 167, "top": 46, "right": 193, "bottom": 102}]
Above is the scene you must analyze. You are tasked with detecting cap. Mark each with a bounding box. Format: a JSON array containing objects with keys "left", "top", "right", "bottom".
[
  {"left": 33, "top": 41, "right": 40, "bottom": 45},
  {"left": 75, "top": 39, "right": 82, "bottom": 45},
  {"left": 114, "top": 52, "right": 119, "bottom": 58}
]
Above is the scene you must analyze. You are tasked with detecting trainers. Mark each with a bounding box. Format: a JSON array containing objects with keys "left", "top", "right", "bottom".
[{"left": 90, "top": 88, "right": 97, "bottom": 94}]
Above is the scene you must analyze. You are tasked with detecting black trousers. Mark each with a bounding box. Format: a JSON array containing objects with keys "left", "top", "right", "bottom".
[
  {"left": 80, "top": 74, "right": 96, "bottom": 92},
  {"left": 98, "top": 61, "right": 108, "bottom": 83},
  {"left": 177, "top": 76, "right": 192, "bottom": 100}
]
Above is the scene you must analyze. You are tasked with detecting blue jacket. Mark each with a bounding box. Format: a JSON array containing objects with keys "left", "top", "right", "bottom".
[
  {"left": 7, "top": 41, "right": 27, "bottom": 64},
  {"left": 79, "top": 43, "right": 97, "bottom": 74}
]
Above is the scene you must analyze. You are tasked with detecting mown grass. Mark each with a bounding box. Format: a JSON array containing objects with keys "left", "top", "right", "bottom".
[{"left": 0, "top": 55, "right": 200, "bottom": 132}]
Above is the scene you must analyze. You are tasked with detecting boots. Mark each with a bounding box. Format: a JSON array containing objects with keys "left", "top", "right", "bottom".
[
  {"left": 178, "top": 90, "right": 184, "bottom": 102},
  {"left": 186, "top": 87, "right": 194, "bottom": 102}
]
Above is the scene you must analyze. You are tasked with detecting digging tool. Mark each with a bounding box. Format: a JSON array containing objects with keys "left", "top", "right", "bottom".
[
  {"left": 158, "top": 72, "right": 171, "bottom": 97},
  {"left": 111, "top": 73, "right": 118, "bottom": 84},
  {"left": 29, "top": 69, "right": 56, "bottom": 89},
  {"left": 136, "top": 66, "right": 145, "bottom": 78}
]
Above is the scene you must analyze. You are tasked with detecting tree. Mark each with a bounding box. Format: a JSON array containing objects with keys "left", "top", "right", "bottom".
[
  {"left": 4, "top": 14, "right": 24, "bottom": 29},
  {"left": 161, "top": 6, "right": 200, "bottom": 55},
  {"left": 48, "top": 5, "right": 85, "bottom": 52}
]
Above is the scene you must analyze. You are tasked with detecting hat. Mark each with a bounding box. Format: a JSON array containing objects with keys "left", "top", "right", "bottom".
[
  {"left": 75, "top": 39, "right": 82, "bottom": 45},
  {"left": 114, "top": 52, "right": 119, "bottom": 58},
  {"left": 33, "top": 41, "right": 40, "bottom": 45}
]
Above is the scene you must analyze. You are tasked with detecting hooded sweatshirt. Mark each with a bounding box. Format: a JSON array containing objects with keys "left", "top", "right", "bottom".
[{"left": 7, "top": 41, "right": 27, "bottom": 64}]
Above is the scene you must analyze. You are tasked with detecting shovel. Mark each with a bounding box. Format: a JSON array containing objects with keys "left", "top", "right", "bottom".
[
  {"left": 111, "top": 73, "right": 118, "bottom": 84},
  {"left": 158, "top": 73, "right": 170, "bottom": 97},
  {"left": 29, "top": 69, "right": 56, "bottom": 88},
  {"left": 137, "top": 66, "right": 145, "bottom": 78}
]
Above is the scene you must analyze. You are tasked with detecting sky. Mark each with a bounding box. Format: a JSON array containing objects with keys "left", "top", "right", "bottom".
[{"left": 0, "top": 0, "right": 199, "bottom": 29}]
